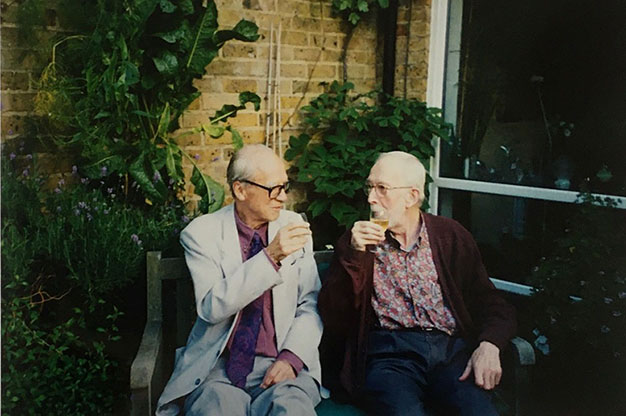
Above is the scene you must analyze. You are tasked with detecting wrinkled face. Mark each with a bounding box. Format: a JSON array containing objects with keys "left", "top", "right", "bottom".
[
  {"left": 366, "top": 160, "right": 418, "bottom": 229},
  {"left": 234, "top": 156, "right": 289, "bottom": 227}
]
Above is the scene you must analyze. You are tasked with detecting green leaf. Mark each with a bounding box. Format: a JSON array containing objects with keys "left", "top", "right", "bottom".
[
  {"left": 239, "top": 91, "right": 261, "bottom": 111},
  {"left": 154, "top": 27, "right": 187, "bottom": 43},
  {"left": 153, "top": 51, "right": 179, "bottom": 76},
  {"left": 156, "top": 103, "right": 171, "bottom": 139},
  {"left": 203, "top": 124, "right": 225, "bottom": 138},
  {"left": 129, "top": 154, "right": 166, "bottom": 203},
  {"left": 378, "top": 0, "right": 389, "bottom": 8},
  {"left": 186, "top": 2, "right": 219, "bottom": 73},
  {"left": 214, "top": 19, "right": 260, "bottom": 44},
  {"left": 179, "top": 0, "right": 194, "bottom": 14},
  {"left": 228, "top": 126, "right": 244, "bottom": 150},
  {"left": 159, "top": 0, "right": 176, "bottom": 13},
  {"left": 191, "top": 166, "right": 225, "bottom": 214}
]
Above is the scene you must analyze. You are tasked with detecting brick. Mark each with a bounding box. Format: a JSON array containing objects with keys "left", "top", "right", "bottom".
[
  {"left": 173, "top": 131, "right": 204, "bottom": 147},
  {"left": 280, "top": 63, "right": 307, "bottom": 78},
  {"left": 1, "top": 114, "right": 25, "bottom": 139},
  {"left": 293, "top": 80, "right": 325, "bottom": 94},
  {"left": 279, "top": 30, "right": 309, "bottom": 46},
  {"left": 208, "top": 60, "right": 266, "bottom": 77},
  {"left": 222, "top": 78, "right": 259, "bottom": 93},
  {"left": 228, "top": 112, "right": 259, "bottom": 128},
  {"left": 293, "top": 47, "right": 322, "bottom": 62},
  {"left": 1, "top": 71, "right": 30, "bottom": 91},
  {"left": 291, "top": 16, "right": 320, "bottom": 32},
  {"left": 280, "top": 96, "right": 303, "bottom": 109},
  {"left": 1, "top": 92, "right": 37, "bottom": 112},
  {"left": 193, "top": 77, "right": 223, "bottom": 92},
  {"left": 202, "top": 93, "right": 240, "bottom": 111},
  {"left": 308, "top": 63, "right": 336, "bottom": 79},
  {"left": 310, "top": 34, "right": 340, "bottom": 49},
  {"left": 222, "top": 43, "right": 257, "bottom": 58},
  {"left": 321, "top": 48, "right": 341, "bottom": 62}
]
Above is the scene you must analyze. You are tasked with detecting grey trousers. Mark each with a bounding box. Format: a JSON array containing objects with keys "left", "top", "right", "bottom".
[{"left": 184, "top": 356, "right": 321, "bottom": 416}]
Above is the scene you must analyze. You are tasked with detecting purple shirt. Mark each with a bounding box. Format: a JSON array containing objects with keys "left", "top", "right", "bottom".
[{"left": 226, "top": 209, "right": 304, "bottom": 374}]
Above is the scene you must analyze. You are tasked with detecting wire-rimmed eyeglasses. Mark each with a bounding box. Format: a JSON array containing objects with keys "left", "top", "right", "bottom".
[
  {"left": 242, "top": 179, "right": 291, "bottom": 199},
  {"left": 363, "top": 183, "right": 414, "bottom": 197}
]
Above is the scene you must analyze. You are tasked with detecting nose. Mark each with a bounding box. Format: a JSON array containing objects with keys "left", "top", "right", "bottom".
[
  {"left": 367, "top": 187, "right": 378, "bottom": 205},
  {"left": 276, "top": 187, "right": 288, "bottom": 202}
]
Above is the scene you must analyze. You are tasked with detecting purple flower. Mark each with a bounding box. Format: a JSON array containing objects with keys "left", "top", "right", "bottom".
[
  {"left": 25, "top": 154, "right": 33, "bottom": 160},
  {"left": 22, "top": 168, "right": 29, "bottom": 177},
  {"left": 78, "top": 201, "right": 87, "bottom": 209},
  {"left": 601, "top": 325, "right": 611, "bottom": 334},
  {"left": 100, "top": 166, "right": 108, "bottom": 177},
  {"left": 9, "top": 152, "right": 16, "bottom": 160},
  {"left": 194, "top": 153, "right": 200, "bottom": 160},
  {"left": 56, "top": 206, "right": 62, "bottom": 212},
  {"left": 86, "top": 213, "right": 93, "bottom": 221},
  {"left": 169, "top": 178, "right": 175, "bottom": 185},
  {"left": 153, "top": 170, "right": 162, "bottom": 183},
  {"left": 131, "top": 234, "right": 142, "bottom": 246},
  {"left": 81, "top": 178, "right": 88, "bottom": 184},
  {"left": 181, "top": 215, "right": 190, "bottom": 224},
  {"left": 54, "top": 188, "right": 62, "bottom": 194},
  {"left": 74, "top": 209, "right": 81, "bottom": 216},
  {"left": 72, "top": 165, "right": 78, "bottom": 175},
  {"left": 103, "top": 209, "right": 110, "bottom": 215},
  {"left": 58, "top": 179, "right": 65, "bottom": 186},
  {"left": 9, "top": 129, "right": 14, "bottom": 135},
  {"left": 212, "top": 157, "right": 220, "bottom": 162},
  {"left": 107, "top": 188, "right": 114, "bottom": 194}
]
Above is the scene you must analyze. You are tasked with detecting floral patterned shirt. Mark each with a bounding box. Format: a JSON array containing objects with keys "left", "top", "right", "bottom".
[{"left": 371, "top": 221, "right": 457, "bottom": 334}]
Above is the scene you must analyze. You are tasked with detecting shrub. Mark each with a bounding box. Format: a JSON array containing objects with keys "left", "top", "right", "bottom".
[
  {"left": 285, "top": 81, "right": 451, "bottom": 246},
  {"left": 1, "top": 151, "right": 187, "bottom": 413}
]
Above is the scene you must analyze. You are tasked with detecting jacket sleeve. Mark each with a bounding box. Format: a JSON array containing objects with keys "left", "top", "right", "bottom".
[
  {"left": 278, "top": 233, "right": 323, "bottom": 372},
  {"left": 181, "top": 220, "right": 284, "bottom": 324},
  {"left": 318, "top": 230, "right": 372, "bottom": 334}
]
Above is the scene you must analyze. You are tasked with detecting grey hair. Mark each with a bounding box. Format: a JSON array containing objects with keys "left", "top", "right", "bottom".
[
  {"left": 374, "top": 151, "right": 427, "bottom": 206},
  {"left": 226, "top": 144, "right": 276, "bottom": 192}
]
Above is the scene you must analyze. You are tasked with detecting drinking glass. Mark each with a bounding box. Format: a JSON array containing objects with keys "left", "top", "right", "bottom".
[{"left": 369, "top": 207, "right": 389, "bottom": 232}]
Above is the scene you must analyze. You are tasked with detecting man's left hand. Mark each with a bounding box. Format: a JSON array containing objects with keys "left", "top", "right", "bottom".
[
  {"left": 459, "top": 341, "right": 502, "bottom": 390},
  {"left": 260, "top": 359, "right": 296, "bottom": 389}
]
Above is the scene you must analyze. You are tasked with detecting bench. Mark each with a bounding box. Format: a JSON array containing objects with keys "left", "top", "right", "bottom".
[{"left": 130, "top": 250, "right": 535, "bottom": 415}]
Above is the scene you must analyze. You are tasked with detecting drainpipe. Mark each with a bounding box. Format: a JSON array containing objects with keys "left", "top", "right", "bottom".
[{"left": 380, "top": 0, "right": 399, "bottom": 99}]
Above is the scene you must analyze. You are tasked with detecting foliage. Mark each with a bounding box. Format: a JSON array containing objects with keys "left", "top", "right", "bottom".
[
  {"left": 285, "top": 81, "right": 452, "bottom": 245},
  {"left": 27, "top": 0, "right": 260, "bottom": 213},
  {"left": 331, "top": 0, "right": 390, "bottom": 25},
  {"left": 527, "top": 193, "right": 626, "bottom": 413},
  {"left": 1, "top": 150, "right": 188, "bottom": 413}
]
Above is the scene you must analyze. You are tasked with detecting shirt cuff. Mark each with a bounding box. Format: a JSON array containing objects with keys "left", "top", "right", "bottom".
[
  {"left": 277, "top": 349, "right": 304, "bottom": 374},
  {"left": 262, "top": 248, "right": 281, "bottom": 271}
]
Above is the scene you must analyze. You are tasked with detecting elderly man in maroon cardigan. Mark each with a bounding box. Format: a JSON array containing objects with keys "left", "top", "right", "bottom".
[{"left": 318, "top": 151, "right": 516, "bottom": 416}]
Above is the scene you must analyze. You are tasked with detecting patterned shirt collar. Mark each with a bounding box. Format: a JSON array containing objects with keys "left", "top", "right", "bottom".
[{"left": 387, "top": 216, "right": 426, "bottom": 252}]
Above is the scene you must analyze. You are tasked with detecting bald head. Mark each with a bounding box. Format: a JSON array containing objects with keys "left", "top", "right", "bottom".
[
  {"left": 227, "top": 144, "right": 283, "bottom": 192},
  {"left": 373, "top": 151, "right": 427, "bottom": 206}
]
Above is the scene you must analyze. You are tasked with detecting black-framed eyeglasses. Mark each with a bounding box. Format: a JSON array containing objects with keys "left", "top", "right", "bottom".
[
  {"left": 242, "top": 179, "right": 291, "bottom": 199},
  {"left": 363, "top": 183, "right": 414, "bottom": 197}
]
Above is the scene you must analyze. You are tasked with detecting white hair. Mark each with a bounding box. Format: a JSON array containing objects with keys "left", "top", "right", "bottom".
[
  {"left": 374, "top": 151, "right": 427, "bottom": 206},
  {"left": 226, "top": 144, "right": 278, "bottom": 191}
]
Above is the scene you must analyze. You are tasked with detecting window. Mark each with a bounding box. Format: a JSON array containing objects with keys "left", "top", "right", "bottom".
[{"left": 427, "top": 0, "right": 626, "bottom": 283}]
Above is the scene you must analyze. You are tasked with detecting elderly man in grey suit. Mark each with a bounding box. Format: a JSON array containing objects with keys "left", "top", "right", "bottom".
[{"left": 156, "top": 144, "right": 323, "bottom": 415}]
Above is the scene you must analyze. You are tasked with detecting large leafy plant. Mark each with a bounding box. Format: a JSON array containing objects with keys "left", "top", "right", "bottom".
[
  {"left": 527, "top": 193, "right": 626, "bottom": 413},
  {"left": 285, "top": 81, "right": 452, "bottom": 244},
  {"left": 331, "top": 0, "right": 390, "bottom": 25},
  {"left": 31, "top": 0, "right": 260, "bottom": 213}
]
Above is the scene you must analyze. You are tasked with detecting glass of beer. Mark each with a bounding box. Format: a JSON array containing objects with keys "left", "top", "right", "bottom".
[{"left": 369, "top": 207, "right": 389, "bottom": 231}]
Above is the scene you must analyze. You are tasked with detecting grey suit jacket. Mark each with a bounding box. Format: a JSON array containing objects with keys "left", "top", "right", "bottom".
[{"left": 156, "top": 204, "right": 323, "bottom": 415}]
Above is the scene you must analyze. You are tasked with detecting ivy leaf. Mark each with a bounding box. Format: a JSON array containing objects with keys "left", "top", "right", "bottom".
[{"left": 203, "top": 124, "right": 225, "bottom": 138}]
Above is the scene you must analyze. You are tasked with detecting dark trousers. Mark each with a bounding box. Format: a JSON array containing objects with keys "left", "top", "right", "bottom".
[{"left": 361, "top": 329, "right": 498, "bottom": 416}]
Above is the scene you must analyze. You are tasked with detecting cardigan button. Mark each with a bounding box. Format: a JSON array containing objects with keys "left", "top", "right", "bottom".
[{"left": 195, "top": 378, "right": 201, "bottom": 385}]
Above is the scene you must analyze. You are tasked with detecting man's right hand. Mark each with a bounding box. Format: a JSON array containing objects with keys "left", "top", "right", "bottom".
[
  {"left": 266, "top": 222, "right": 311, "bottom": 264},
  {"left": 350, "top": 221, "right": 385, "bottom": 252}
]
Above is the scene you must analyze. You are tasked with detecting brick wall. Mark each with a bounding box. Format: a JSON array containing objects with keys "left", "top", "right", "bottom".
[{"left": 1, "top": 0, "right": 432, "bottom": 204}]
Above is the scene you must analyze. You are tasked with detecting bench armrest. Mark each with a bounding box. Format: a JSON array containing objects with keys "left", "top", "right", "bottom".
[
  {"left": 130, "top": 320, "right": 164, "bottom": 416},
  {"left": 508, "top": 336, "right": 535, "bottom": 416}
]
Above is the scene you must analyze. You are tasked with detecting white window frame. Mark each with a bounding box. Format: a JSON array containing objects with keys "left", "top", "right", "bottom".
[{"left": 426, "top": 0, "right": 626, "bottom": 214}]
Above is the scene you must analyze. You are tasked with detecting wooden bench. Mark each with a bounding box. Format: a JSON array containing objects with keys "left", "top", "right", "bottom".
[{"left": 130, "top": 251, "right": 536, "bottom": 415}]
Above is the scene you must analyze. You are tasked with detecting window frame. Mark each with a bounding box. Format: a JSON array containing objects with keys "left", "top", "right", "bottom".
[{"left": 426, "top": 0, "right": 626, "bottom": 215}]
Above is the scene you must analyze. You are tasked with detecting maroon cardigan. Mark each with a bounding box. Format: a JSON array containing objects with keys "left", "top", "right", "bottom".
[{"left": 317, "top": 213, "right": 517, "bottom": 396}]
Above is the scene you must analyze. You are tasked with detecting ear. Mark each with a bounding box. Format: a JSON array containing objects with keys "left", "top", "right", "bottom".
[
  {"left": 405, "top": 188, "right": 421, "bottom": 208},
  {"left": 232, "top": 181, "right": 247, "bottom": 201}
]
